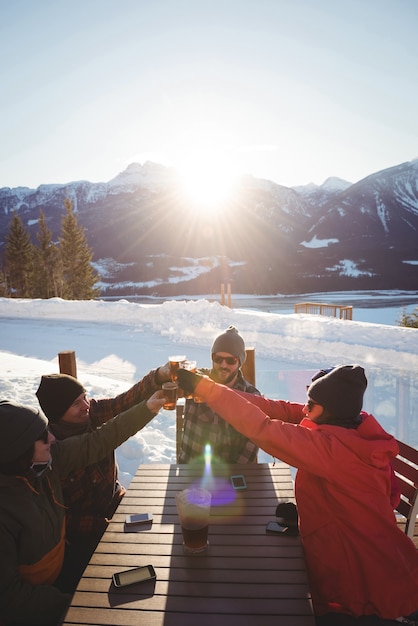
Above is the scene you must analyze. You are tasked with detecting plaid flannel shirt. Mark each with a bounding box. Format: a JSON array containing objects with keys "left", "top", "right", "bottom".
[
  {"left": 178, "top": 369, "right": 260, "bottom": 464},
  {"left": 60, "top": 368, "right": 161, "bottom": 537}
]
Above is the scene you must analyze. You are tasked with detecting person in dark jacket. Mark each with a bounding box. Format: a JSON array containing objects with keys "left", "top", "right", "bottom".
[
  {"left": 35, "top": 363, "right": 172, "bottom": 592},
  {"left": 0, "top": 392, "right": 164, "bottom": 626}
]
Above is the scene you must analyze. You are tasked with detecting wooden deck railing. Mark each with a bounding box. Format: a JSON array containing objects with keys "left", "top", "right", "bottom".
[{"left": 294, "top": 302, "right": 353, "bottom": 320}]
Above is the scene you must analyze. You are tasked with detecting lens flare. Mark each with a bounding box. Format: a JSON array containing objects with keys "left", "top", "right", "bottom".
[
  {"left": 195, "top": 445, "right": 244, "bottom": 516},
  {"left": 204, "top": 443, "right": 212, "bottom": 474}
]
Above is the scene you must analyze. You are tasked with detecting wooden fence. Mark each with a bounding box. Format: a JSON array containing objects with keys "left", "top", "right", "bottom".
[{"left": 294, "top": 302, "right": 353, "bottom": 320}]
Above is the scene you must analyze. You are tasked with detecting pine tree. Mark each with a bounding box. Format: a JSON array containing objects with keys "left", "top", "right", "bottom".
[
  {"left": 5, "top": 212, "right": 34, "bottom": 297},
  {"left": 0, "top": 267, "right": 8, "bottom": 296},
  {"left": 59, "top": 198, "right": 100, "bottom": 300},
  {"left": 398, "top": 308, "right": 418, "bottom": 328},
  {"left": 33, "top": 209, "right": 63, "bottom": 298}
]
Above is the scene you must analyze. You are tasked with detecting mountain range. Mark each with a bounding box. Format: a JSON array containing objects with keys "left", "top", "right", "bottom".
[{"left": 1, "top": 159, "right": 418, "bottom": 296}]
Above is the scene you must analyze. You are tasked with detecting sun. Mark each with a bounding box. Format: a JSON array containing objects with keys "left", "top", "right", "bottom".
[{"left": 175, "top": 150, "right": 239, "bottom": 215}]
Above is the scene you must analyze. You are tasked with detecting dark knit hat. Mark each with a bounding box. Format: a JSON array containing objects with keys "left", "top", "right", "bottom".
[
  {"left": 311, "top": 367, "right": 334, "bottom": 383},
  {"left": 36, "top": 374, "right": 85, "bottom": 423},
  {"left": 308, "top": 364, "right": 367, "bottom": 419},
  {"left": 211, "top": 325, "right": 246, "bottom": 366},
  {"left": 0, "top": 401, "right": 48, "bottom": 463}
]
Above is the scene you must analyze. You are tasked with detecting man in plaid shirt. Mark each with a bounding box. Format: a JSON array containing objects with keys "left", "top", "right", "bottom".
[
  {"left": 178, "top": 326, "right": 260, "bottom": 464},
  {"left": 35, "top": 362, "right": 171, "bottom": 591}
]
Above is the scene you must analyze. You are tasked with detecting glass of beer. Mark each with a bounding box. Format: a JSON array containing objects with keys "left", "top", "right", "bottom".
[
  {"left": 162, "top": 381, "right": 178, "bottom": 410},
  {"left": 175, "top": 487, "right": 211, "bottom": 555},
  {"left": 169, "top": 355, "right": 187, "bottom": 381},
  {"left": 180, "top": 360, "right": 197, "bottom": 399}
]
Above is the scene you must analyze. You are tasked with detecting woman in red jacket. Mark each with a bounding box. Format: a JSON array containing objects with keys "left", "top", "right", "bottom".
[{"left": 177, "top": 364, "right": 418, "bottom": 625}]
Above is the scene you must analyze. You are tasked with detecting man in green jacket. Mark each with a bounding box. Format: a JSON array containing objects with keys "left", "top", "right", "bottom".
[
  {"left": 36, "top": 363, "right": 172, "bottom": 592},
  {"left": 0, "top": 391, "right": 164, "bottom": 626}
]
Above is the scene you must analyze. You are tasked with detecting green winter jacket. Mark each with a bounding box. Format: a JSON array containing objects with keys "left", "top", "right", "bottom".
[{"left": 0, "top": 400, "right": 155, "bottom": 625}]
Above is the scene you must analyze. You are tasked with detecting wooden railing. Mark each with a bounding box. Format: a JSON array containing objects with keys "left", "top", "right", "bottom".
[{"left": 294, "top": 302, "right": 353, "bottom": 320}]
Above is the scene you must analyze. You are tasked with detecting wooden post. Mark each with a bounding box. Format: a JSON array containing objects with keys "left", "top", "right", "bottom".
[
  {"left": 176, "top": 403, "right": 185, "bottom": 463},
  {"left": 221, "top": 283, "right": 225, "bottom": 306},
  {"left": 241, "top": 347, "right": 255, "bottom": 386},
  {"left": 58, "top": 351, "right": 77, "bottom": 378},
  {"left": 227, "top": 283, "right": 231, "bottom": 308}
]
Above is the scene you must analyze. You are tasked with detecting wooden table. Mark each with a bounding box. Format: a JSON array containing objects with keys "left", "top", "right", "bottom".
[{"left": 60, "top": 463, "right": 314, "bottom": 625}]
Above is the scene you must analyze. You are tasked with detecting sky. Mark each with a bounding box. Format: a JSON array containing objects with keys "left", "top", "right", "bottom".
[
  {"left": 1, "top": 294, "right": 417, "bottom": 486},
  {"left": 1, "top": 0, "right": 418, "bottom": 192}
]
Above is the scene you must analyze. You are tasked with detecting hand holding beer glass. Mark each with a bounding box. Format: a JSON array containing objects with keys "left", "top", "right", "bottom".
[
  {"left": 162, "top": 381, "right": 178, "bottom": 410},
  {"left": 168, "top": 355, "right": 187, "bottom": 381},
  {"left": 179, "top": 360, "right": 197, "bottom": 399},
  {"left": 175, "top": 487, "right": 211, "bottom": 554}
]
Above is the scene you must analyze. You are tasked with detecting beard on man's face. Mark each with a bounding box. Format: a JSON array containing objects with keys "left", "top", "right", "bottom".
[{"left": 211, "top": 366, "right": 239, "bottom": 386}]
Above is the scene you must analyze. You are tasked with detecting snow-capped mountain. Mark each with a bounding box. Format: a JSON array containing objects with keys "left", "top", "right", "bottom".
[{"left": 1, "top": 159, "right": 418, "bottom": 295}]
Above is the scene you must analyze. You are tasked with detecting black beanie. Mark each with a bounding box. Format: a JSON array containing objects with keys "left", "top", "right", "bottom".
[
  {"left": 211, "top": 325, "right": 247, "bottom": 366},
  {"left": 36, "top": 374, "right": 85, "bottom": 423},
  {"left": 0, "top": 401, "right": 48, "bottom": 463},
  {"left": 308, "top": 364, "right": 367, "bottom": 419}
]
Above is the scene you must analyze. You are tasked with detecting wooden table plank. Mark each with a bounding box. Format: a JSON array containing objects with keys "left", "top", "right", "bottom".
[{"left": 60, "top": 463, "right": 314, "bottom": 626}]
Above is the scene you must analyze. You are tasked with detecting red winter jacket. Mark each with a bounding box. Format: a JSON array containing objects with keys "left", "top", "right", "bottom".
[{"left": 195, "top": 378, "right": 418, "bottom": 620}]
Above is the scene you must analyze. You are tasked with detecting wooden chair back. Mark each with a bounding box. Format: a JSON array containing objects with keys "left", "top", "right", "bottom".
[{"left": 392, "top": 439, "right": 418, "bottom": 539}]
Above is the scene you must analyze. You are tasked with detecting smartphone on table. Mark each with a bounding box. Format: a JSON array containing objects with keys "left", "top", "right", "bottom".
[
  {"left": 266, "top": 521, "right": 289, "bottom": 534},
  {"left": 231, "top": 474, "right": 247, "bottom": 490},
  {"left": 112, "top": 564, "right": 156, "bottom": 588},
  {"left": 125, "top": 512, "right": 153, "bottom": 526}
]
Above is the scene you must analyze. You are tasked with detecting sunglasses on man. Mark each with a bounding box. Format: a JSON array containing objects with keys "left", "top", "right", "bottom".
[{"left": 212, "top": 355, "right": 239, "bottom": 366}]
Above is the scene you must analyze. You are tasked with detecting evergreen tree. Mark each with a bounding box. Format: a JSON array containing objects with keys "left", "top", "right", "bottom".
[
  {"left": 59, "top": 198, "right": 100, "bottom": 300},
  {"left": 33, "top": 209, "right": 63, "bottom": 298},
  {"left": 398, "top": 308, "right": 418, "bottom": 328},
  {"left": 0, "top": 266, "right": 8, "bottom": 296},
  {"left": 5, "top": 212, "right": 34, "bottom": 297}
]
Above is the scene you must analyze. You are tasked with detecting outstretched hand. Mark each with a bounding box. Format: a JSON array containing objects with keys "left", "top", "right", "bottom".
[
  {"left": 146, "top": 389, "right": 167, "bottom": 414},
  {"left": 156, "top": 362, "right": 172, "bottom": 384},
  {"left": 176, "top": 368, "right": 203, "bottom": 394}
]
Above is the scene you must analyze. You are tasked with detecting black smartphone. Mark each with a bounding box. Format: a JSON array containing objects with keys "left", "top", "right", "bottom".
[
  {"left": 231, "top": 474, "right": 247, "bottom": 490},
  {"left": 266, "top": 521, "right": 289, "bottom": 534},
  {"left": 125, "top": 513, "right": 153, "bottom": 526},
  {"left": 112, "top": 564, "right": 156, "bottom": 588}
]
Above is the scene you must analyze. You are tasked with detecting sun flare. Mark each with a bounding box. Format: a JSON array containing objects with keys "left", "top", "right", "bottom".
[{"left": 176, "top": 152, "right": 239, "bottom": 215}]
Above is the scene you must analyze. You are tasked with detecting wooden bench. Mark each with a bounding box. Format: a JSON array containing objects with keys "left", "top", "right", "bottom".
[{"left": 392, "top": 439, "right": 418, "bottom": 545}]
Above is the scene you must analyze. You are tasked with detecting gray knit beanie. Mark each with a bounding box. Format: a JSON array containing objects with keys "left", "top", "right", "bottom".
[
  {"left": 0, "top": 401, "right": 48, "bottom": 463},
  {"left": 211, "top": 326, "right": 246, "bottom": 366},
  {"left": 308, "top": 364, "right": 367, "bottom": 419},
  {"left": 36, "top": 373, "right": 85, "bottom": 423}
]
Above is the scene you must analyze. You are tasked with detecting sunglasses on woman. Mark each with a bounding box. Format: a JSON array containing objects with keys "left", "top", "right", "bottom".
[{"left": 212, "top": 355, "right": 239, "bottom": 366}]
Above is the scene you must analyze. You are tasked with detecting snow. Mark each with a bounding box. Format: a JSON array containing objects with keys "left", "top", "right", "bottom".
[
  {"left": 1, "top": 295, "right": 417, "bottom": 487},
  {"left": 300, "top": 235, "right": 339, "bottom": 248}
]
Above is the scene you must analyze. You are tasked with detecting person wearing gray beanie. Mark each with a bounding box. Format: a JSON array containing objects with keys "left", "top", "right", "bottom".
[
  {"left": 0, "top": 392, "right": 165, "bottom": 625},
  {"left": 211, "top": 325, "right": 247, "bottom": 367},
  {"left": 178, "top": 325, "right": 260, "bottom": 464}
]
